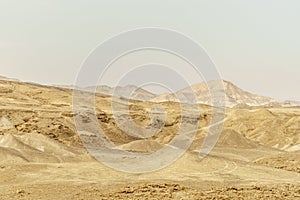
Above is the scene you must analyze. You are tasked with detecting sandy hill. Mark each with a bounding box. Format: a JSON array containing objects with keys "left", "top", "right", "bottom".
[
  {"left": 225, "top": 108, "right": 300, "bottom": 150},
  {"left": 0, "top": 78, "right": 299, "bottom": 151},
  {"left": 0, "top": 133, "right": 89, "bottom": 164},
  {"left": 0, "top": 77, "right": 300, "bottom": 199}
]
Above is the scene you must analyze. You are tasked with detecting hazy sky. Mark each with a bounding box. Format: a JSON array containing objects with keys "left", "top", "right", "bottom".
[{"left": 0, "top": 0, "right": 299, "bottom": 100}]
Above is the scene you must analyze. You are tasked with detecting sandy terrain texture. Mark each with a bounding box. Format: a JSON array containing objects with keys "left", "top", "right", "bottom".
[{"left": 0, "top": 79, "right": 299, "bottom": 199}]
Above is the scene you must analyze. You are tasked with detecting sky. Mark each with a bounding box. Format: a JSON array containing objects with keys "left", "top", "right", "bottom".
[{"left": 0, "top": 0, "right": 299, "bottom": 100}]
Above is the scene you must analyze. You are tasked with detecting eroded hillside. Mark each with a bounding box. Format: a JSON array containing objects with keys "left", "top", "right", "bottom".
[{"left": 0, "top": 79, "right": 300, "bottom": 199}]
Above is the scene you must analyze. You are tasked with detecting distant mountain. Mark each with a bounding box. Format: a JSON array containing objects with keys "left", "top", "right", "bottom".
[
  {"left": 52, "top": 84, "right": 156, "bottom": 101},
  {"left": 81, "top": 80, "right": 299, "bottom": 108},
  {"left": 52, "top": 85, "right": 77, "bottom": 89},
  {"left": 0, "top": 75, "right": 19, "bottom": 82},
  {"left": 2, "top": 74, "right": 298, "bottom": 108},
  {"left": 152, "top": 80, "right": 287, "bottom": 108},
  {"left": 282, "top": 100, "right": 300, "bottom": 107},
  {"left": 85, "top": 85, "right": 157, "bottom": 101}
]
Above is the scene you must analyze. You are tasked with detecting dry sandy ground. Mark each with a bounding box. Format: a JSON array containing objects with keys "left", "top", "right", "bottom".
[{"left": 0, "top": 79, "right": 300, "bottom": 199}]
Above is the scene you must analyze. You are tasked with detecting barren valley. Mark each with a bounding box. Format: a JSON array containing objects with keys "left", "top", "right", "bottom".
[{"left": 0, "top": 78, "right": 299, "bottom": 199}]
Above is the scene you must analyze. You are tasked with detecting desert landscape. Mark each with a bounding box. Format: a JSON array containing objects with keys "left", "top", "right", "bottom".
[{"left": 0, "top": 76, "right": 299, "bottom": 199}]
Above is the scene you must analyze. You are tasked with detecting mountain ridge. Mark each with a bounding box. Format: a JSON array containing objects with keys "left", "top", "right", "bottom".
[
  {"left": 0, "top": 75, "right": 299, "bottom": 108},
  {"left": 152, "top": 80, "right": 300, "bottom": 108}
]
